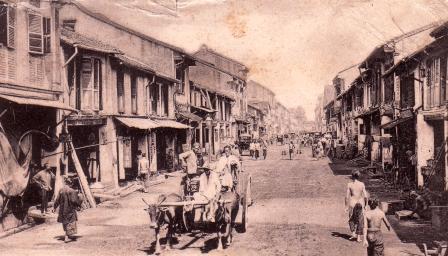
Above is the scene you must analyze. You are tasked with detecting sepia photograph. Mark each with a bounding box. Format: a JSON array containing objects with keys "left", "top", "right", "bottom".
[{"left": 0, "top": 0, "right": 448, "bottom": 255}]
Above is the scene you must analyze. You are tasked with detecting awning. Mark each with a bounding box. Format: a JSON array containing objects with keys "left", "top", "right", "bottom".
[
  {"left": 115, "top": 117, "right": 190, "bottom": 130},
  {"left": 156, "top": 119, "right": 190, "bottom": 129},
  {"left": 355, "top": 107, "right": 379, "bottom": 119},
  {"left": 380, "top": 116, "right": 413, "bottom": 129},
  {"left": 191, "top": 105, "right": 216, "bottom": 114},
  {"left": 176, "top": 110, "right": 202, "bottom": 122},
  {"left": 0, "top": 94, "right": 77, "bottom": 112},
  {"left": 115, "top": 117, "right": 160, "bottom": 130}
]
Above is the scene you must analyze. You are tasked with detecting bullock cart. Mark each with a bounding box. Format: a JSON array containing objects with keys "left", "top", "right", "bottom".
[{"left": 143, "top": 171, "right": 252, "bottom": 253}]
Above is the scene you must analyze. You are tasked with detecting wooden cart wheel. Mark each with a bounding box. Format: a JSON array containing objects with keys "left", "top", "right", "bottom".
[{"left": 241, "top": 178, "right": 250, "bottom": 233}]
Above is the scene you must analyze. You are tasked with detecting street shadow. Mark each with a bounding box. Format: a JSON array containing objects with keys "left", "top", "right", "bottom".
[
  {"left": 330, "top": 231, "right": 354, "bottom": 241},
  {"left": 200, "top": 237, "right": 218, "bottom": 253},
  {"left": 139, "top": 237, "right": 180, "bottom": 255},
  {"left": 327, "top": 158, "right": 356, "bottom": 176},
  {"left": 53, "top": 235, "right": 82, "bottom": 242},
  {"left": 387, "top": 217, "right": 446, "bottom": 253}
]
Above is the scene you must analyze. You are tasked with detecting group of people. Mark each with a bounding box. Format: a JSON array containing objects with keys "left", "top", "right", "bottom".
[
  {"left": 345, "top": 170, "right": 391, "bottom": 256},
  {"left": 249, "top": 139, "right": 268, "bottom": 160},
  {"left": 179, "top": 143, "right": 241, "bottom": 222}
]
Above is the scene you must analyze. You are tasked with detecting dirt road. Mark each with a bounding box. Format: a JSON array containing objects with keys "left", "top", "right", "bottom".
[{"left": 0, "top": 146, "right": 422, "bottom": 255}]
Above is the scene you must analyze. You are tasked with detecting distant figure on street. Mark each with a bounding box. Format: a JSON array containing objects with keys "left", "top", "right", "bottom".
[
  {"left": 249, "top": 141, "right": 255, "bottom": 159},
  {"left": 138, "top": 153, "right": 150, "bottom": 192},
  {"left": 138, "top": 153, "right": 149, "bottom": 180},
  {"left": 32, "top": 163, "right": 55, "bottom": 215},
  {"left": 262, "top": 141, "right": 268, "bottom": 159},
  {"left": 53, "top": 176, "right": 83, "bottom": 243},
  {"left": 345, "top": 170, "right": 368, "bottom": 242},
  {"left": 288, "top": 141, "right": 295, "bottom": 160},
  {"left": 254, "top": 140, "right": 261, "bottom": 160},
  {"left": 363, "top": 197, "right": 391, "bottom": 256}
]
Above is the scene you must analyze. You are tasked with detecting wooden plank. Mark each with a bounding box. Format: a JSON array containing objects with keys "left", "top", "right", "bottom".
[
  {"left": 69, "top": 141, "right": 96, "bottom": 208},
  {"left": 119, "top": 184, "right": 144, "bottom": 197},
  {"left": 92, "top": 193, "right": 119, "bottom": 200},
  {"left": 158, "top": 199, "right": 233, "bottom": 207}
]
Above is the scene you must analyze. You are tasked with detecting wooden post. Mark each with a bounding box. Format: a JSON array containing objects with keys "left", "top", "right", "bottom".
[{"left": 69, "top": 141, "right": 96, "bottom": 208}]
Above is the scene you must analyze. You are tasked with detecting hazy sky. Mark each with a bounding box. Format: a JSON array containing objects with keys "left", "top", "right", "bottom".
[{"left": 79, "top": 0, "right": 448, "bottom": 120}]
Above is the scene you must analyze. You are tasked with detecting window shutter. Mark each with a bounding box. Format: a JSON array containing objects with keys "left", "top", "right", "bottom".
[
  {"left": 43, "top": 17, "right": 51, "bottom": 53},
  {"left": 28, "top": 13, "right": 43, "bottom": 54},
  {"left": 6, "top": 6, "right": 15, "bottom": 48}
]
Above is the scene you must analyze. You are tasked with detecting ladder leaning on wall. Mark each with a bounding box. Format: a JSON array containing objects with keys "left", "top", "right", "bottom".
[{"left": 424, "top": 137, "right": 448, "bottom": 189}]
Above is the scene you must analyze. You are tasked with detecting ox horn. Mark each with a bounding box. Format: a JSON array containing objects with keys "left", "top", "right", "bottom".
[{"left": 142, "top": 198, "right": 150, "bottom": 206}]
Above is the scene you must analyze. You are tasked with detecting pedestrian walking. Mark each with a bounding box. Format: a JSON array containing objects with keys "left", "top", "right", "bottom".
[
  {"left": 32, "top": 163, "right": 55, "bottom": 215},
  {"left": 53, "top": 176, "right": 83, "bottom": 243},
  {"left": 288, "top": 141, "right": 295, "bottom": 160},
  {"left": 254, "top": 140, "right": 261, "bottom": 160},
  {"left": 363, "top": 197, "right": 391, "bottom": 256},
  {"left": 345, "top": 170, "right": 368, "bottom": 242},
  {"left": 138, "top": 153, "right": 150, "bottom": 191},
  {"left": 262, "top": 141, "right": 268, "bottom": 159},
  {"left": 249, "top": 141, "right": 255, "bottom": 159}
]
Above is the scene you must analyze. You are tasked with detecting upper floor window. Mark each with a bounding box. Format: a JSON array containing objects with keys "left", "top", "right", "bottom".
[
  {"left": 161, "top": 84, "right": 169, "bottom": 116},
  {"left": 175, "top": 62, "right": 185, "bottom": 94},
  {"left": 427, "top": 57, "right": 447, "bottom": 108},
  {"left": 400, "top": 74, "right": 415, "bottom": 109},
  {"left": 80, "top": 57, "right": 102, "bottom": 111},
  {"left": 117, "top": 68, "right": 125, "bottom": 113},
  {"left": 131, "top": 74, "right": 138, "bottom": 114},
  {"left": 28, "top": 13, "right": 51, "bottom": 54},
  {"left": 0, "top": 3, "right": 15, "bottom": 48},
  {"left": 150, "top": 84, "right": 159, "bottom": 115}
]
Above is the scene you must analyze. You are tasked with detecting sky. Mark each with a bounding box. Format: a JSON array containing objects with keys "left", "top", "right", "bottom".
[{"left": 79, "top": 0, "right": 448, "bottom": 120}]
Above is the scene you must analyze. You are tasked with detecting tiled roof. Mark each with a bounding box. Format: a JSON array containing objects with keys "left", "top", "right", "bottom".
[
  {"left": 114, "top": 54, "right": 155, "bottom": 74},
  {"left": 61, "top": 28, "right": 121, "bottom": 54}
]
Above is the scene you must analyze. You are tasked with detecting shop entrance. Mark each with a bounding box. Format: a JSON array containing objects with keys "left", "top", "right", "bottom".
[{"left": 68, "top": 125, "right": 100, "bottom": 183}]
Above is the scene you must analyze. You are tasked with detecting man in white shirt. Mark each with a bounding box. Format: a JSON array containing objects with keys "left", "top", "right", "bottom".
[{"left": 195, "top": 163, "right": 221, "bottom": 222}]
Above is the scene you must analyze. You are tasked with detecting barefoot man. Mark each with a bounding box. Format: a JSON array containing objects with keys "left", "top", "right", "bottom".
[
  {"left": 363, "top": 197, "right": 391, "bottom": 256},
  {"left": 345, "top": 170, "right": 368, "bottom": 242}
]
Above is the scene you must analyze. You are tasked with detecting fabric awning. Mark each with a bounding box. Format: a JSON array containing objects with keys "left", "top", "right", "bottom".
[
  {"left": 0, "top": 94, "right": 77, "bottom": 112},
  {"left": 355, "top": 107, "right": 379, "bottom": 119},
  {"left": 115, "top": 117, "right": 190, "bottom": 130},
  {"left": 380, "top": 116, "right": 413, "bottom": 129},
  {"left": 176, "top": 111, "right": 202, "bottom": 122},
  {"left": 156, "top": 119, "right": 190, "bottom": 129},
  {"left": 115, "top": 117, "right": 160, "bottom": 130},
  {"left": 191, "top": 105, "right": 216, "bottom": 114}
]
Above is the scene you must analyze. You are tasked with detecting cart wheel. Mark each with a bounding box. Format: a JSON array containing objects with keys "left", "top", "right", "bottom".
[{"left": 241, "top": 179, "right": 250, "bottom": 233}]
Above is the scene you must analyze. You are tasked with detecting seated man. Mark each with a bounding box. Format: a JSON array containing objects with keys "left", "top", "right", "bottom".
[
  {"left": 410, "top": 191, "right": 431, "bottom": 219},
  {"left": 194, "top": 163, "right": 221, "bottom": 222}
]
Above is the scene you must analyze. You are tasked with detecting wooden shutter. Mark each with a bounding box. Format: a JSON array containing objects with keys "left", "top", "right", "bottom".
[
  {"left": 28, "top": 13, "right": 43, "bottom": 54},
  {"left": 43, "top": 17, "right": 51, "bottom": 53},
  {"left": 6, "top": 6, "right": 15, "bottom": 48},
  {"left": 117, "top": 68, "right": 125, "bottom": 113},
  {"left": 81, "top": 58, "right": 93, "bottom": 110}
]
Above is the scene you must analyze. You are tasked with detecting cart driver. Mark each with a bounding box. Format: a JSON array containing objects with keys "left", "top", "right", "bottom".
[{"left": 194, "top": 163, "right": 221, "bottom": 222}]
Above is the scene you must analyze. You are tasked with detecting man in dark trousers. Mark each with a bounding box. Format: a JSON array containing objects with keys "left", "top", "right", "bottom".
[
  {"left": 32, "top": 163, "right": 55, "bottom": 215},
  {"left": 53, "top": 176, "right": 83, "bottom": 243}
]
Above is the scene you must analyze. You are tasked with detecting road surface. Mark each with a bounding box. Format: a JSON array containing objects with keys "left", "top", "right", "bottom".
[{"left": 0, "top": 145, "right": 422, "bottom": 255}]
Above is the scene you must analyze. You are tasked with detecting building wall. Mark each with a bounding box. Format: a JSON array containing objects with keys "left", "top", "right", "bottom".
[
  {"left": 59, "top": 4, "right": 175, "bottom": 78},
  {"left": 0, "top": 1, "right": 61, "bottom": 99}
]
